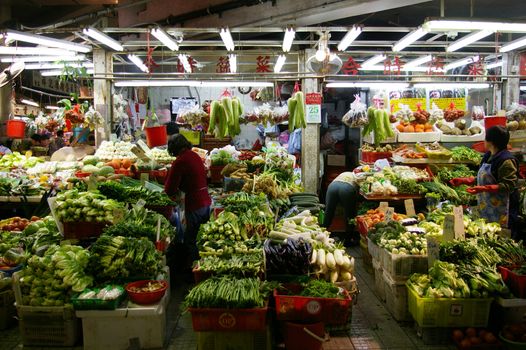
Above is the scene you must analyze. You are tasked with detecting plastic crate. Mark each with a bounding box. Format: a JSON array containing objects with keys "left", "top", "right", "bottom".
[
  {"left": 367, "top": 238, "right": 381, "bottom": 261},
  {"left": 76, "top": 293, "right": 168, "bottom": 350},
  {"left": 415, "top": 324, "right": 453, "bottom": 345},
  {"left": 189, "top": 305, "right": 268, "bottom": 332},
  {"left": 383, "top": 270, "right": 410, "bottom": 321},
  {"left": 407, "top": 284, "right": 492, "bottom": 328},
  {"left": 361, "top": 151, "right": 392, "bottom": 163},
  {"left": 273, "top": 288, "right": 352, "bottom": 325},
  {"left": 373, "top": 259, "right": 385, "bottom": 302},
  {"left": 498, "top": 266, "right": 526, "bottom": 298},
  {"left": 197, "top": 327, "right": 272, "bottom": 350},
  {"left": 0, "top": 289, "right": 16, "bottom": 330},
  {"left": 17, "top": 304, "right": 80, "bottom": 347},
  {"left": 380, "top": 248, "right": 428, "bottom": 282},
  {"left": 62, "top": 221, "right": 108, "bottom": 239}
]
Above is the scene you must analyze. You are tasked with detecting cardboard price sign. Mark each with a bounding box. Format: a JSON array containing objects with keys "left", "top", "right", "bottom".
[
  {"left": 442, "top": 214, "right": 455, "bottom": 241},
  {"left": 378, "top": 202, "right": 389, "bottom": 213},
  {"left": 453, "top": 206, "right": 465, "bottom": 240},
  {"left": 404, "top": 199, "right": 416, "bottom": 217},
  {"left": 385, "top": 207, "right": 395, "bottom": 222},
  {"left": 427, "top": 236, "right": 440, "bottom": 267}
]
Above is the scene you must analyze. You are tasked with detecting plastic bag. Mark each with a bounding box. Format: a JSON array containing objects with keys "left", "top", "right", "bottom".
[
  {"left": 394, "top": 103, "right": 413, "bottom": 122},
  {"left": 471, "top": 105, "right": 485, "bottom": 121},
  {"left": 429, "top": 102, "right": 444, "bottom": 123},
  {"left": 288, "top": 129, "right": 302, "bottom": 154},
  {"left": 505, "top": 102, "right": 526, "bottom": 121},
  {"left": 342, "top": 95, "right": 368, "bottom": 127}
]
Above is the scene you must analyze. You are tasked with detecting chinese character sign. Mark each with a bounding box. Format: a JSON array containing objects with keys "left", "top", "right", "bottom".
[
  {"left": 255, "top": 55, "right": 271, "bottom": 73},
  {"left": 177, "top": 56, "right": 197, "bottom": 73},
  {"left": 428, "top": 57, "right": 445, "bottom": 75},
  {"left": 383, "top": 56, "right": 403, "bottom": 75},
  {"left": 341, "top": 57, "right": 361, "bottom": 76},
  {"left": 468, "top": 61, "right": 484, "bottom": 76},
  {"left": 216, "top": 56, "right": 230, "bottom": 73}
]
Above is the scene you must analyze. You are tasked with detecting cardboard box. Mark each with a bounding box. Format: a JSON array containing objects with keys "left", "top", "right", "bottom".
[{"left": 327, "top": 154, "right": 346, "bottom": 167}]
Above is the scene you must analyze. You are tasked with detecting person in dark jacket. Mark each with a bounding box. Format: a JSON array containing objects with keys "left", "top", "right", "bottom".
[
  {"left": 458, "top": 126, "right": 520, "bottom": 238},
  {"left": 165, "top": 134, "right": 211, "bottom": 272}
]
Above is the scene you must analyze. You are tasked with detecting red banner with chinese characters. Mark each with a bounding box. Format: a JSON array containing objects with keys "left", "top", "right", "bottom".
[
  {"left": 520, "top": 53, "right": 526, "bottom": 76},
  {"left": 306, "top": 93, "right": 322, "bottom": 105}
]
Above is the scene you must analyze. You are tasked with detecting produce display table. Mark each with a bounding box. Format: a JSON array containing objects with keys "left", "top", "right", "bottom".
[
  {"left": 76, "top": 292, "right": 169, "bottom": 350},
  {"left": 391, "top": 154, "right": 476, "bottom": 165},
  {"left": 359, "top": 191, "right": 423, "bottom": 201}
]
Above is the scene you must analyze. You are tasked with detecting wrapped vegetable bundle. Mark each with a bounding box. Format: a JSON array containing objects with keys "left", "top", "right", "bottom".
[
  {"left": 287, "top": 91, "right": 306, "bottom": 132},
  {"left": 18, "top": 244, "right": 93, "bottom": 306}
]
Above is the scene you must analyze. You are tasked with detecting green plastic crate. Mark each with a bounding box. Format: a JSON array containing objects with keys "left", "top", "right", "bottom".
[{"left": 407, "top": 284, "right": 492, "bottom": 328}]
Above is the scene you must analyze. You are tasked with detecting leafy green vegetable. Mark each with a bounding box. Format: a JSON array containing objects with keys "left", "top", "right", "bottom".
[
  {"left": 436, "top": 164, "right": 476, "bottom": 183},
  {"left": 299, "top": 279, "right": 343, "bottom": 299},
  {"left": 451, "top": 146, "right": 483, "bottom": 164}
]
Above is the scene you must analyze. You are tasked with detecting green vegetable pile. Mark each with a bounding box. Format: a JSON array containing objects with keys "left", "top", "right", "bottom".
[
  {"left": 369, "top": 221, "right": 407, "bottom": 245},
  {"left": 88, "top": 235, "right": 162, "bottom": 284},
  {"left": 378, "top": 231, "right": 427, "bottom": 255},
  {"left": 0, "top": 152, "right": 43, "bottom": 170},
  {"left": 98, "top": 181, "right": 175, "bottom": 206},
  {"left": 196, "top": 252, "right": 264, "bottom": 277},
  {"left": 422, "top": 178, "right": 460, "bottom": 203},
  {"left": 451, "top": 146, "right": 483, "bottom": 164},
  {"left": 299, "top": 279, "right": 343, "bottom": 299},
  {"left": 103, "top": 204, "right": 175, "bottom": 242},
  {"left": 184, "top": 276, "right": 276, "bottom": 309},
  {"left": 210, "top": 150, "right": 234, "bottom": 166},
  {"left": 198, "top": 211, "right": 244, "bottom": 247},
  {"left": 55, "top": 189, "right": 125, "bottom": 223},
  {"left": 200, "top": 237, "right": 262, "bottom": 257},
  {"left": 436, "top": 164, "right": 476, "bottom": 183},
  {"left": 409, "top": 261, "right": 471, "bottom": 298},
  {"left": 0, "top": 177, "right": 41, "bottom": 197},
  {"left": 18, "top": 244, "right": 93, "bottom": 306}
]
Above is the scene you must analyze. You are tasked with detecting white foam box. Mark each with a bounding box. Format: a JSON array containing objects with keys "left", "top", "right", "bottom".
[
  {"left": 383, "top": 270, "right": 411, "bottom": 322},
  {"left": 396, "top": 130, "right": 441, "bottom": 143},
  {"left": 380, "top": 248, "right": 428, "bottom": 283},
  {"left": 76, "top": 293, "right": 169, "bottom": 350}
]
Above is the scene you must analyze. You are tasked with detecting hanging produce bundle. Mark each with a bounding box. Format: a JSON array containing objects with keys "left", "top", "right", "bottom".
[
  {"left": 287, "top": 91, "right": 306, "bottom": 132},
  {"left": 342, "top": 95, "right": 368, "bottom": 127},
  {"left": 444, "top": 102, "right": 466, "bottom": 122},
  {"left": 362, "top": 106, "right": 394, "bottom": 145},
  {"left": 208, "top": 96, "right": 244, "bottom": 138}
]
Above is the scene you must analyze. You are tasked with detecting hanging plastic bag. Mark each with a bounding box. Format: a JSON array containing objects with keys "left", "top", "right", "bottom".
[
  {"left": 288, "top": 129, "right": 302, "bottom": 154},
  {"left": 471, "top": 105, "right": 485, "bottom": 121},
  {"left": 342, "top": 95, "right": 368, "bottom": 127},
  {"left": 429, "top": 102, "right": 444, "bottom": 124}
]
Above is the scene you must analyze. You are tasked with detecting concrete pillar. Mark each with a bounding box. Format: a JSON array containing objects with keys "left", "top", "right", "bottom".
[
  {"left": 93, "top": 48, "right": 113, "bottom": 146},
  {"left": 300, "top": 50, "right": 321, "bottom": 193},
  {"left": 502, "top": 52, "right": 521, "bottom": 109}
]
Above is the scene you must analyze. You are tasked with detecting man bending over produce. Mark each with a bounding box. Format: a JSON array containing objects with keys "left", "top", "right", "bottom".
[{"left": 165, "top": 134, "right": 211, "bottom": 277}]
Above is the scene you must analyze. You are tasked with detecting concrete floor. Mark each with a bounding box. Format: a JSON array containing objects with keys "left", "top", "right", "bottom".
[{"left": 0, "top": 246, "right": 457, "bottom": 350}]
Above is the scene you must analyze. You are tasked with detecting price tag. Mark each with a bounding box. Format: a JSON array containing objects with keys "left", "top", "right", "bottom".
[
  {"left": 87, "top": 174, "right": 98, "bottom": 191},
  {"left": 136, "top": 199, "right": 146, "bottom": 208},
  {"left": 442, "top": 214, "right": 455, "bottom": 241},
  {"left": 140, "top": 172, "right": 149, "bottom": 184},
  {"left": 385, "top": 207, "right": 395, "bottom": 222},
  {"left": 453, "top": 206, "right": 465, "bottom": 240},
  {"left": 156, "top": 217, "right": 161, "bottom": 242},
  {"left": 378, "top": 202, "right": 389, "bottom": 213},
  {"left": 427, "top": 236, "right": 440, "bottom": 267},
  {"left": 404, "top": 199, "right": 416, "bottom": 217}
]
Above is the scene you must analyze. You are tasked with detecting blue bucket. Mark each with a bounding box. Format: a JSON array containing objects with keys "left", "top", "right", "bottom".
[{"left": 73, "top": 127, "right": 90, "bottom": 143}]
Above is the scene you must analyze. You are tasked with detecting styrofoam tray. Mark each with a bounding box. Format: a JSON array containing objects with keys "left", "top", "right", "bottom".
[
  {"left": 510, "top": 130, "right": 526, "bottom": 139},
  {"left": 396, "top": 131, "right": 441, "bottom": 143}
]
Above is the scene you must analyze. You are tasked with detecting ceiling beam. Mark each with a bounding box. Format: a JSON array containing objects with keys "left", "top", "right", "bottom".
[{"left": 31, "top": 0, "right": 118, "bottom": 5}]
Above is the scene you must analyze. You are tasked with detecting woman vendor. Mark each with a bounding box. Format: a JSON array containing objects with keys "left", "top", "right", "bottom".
[
  {"left": 322, "top": 171, "right": 360, "bottom": 246},
  {"left": 165, "top": 134, "right": 211, "bottom": 274},
  {"left": 453, "top": 126, "right": 520, "bottom": 238}
]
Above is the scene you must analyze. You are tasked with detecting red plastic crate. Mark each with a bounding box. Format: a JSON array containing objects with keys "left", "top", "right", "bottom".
[
  {"left": 188, "top": 305, "right": 268, "bottom": 332},
  {"left": 273, "top": 287, "right": 352, "bottom": 325},
  {"left": 498, "top": 266, "right": 526, "bottom": 298},
  {"left": 361, "top": 151, "right": 392, "bottom": 163}
]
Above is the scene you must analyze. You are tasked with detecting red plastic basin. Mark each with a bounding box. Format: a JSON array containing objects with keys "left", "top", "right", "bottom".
[{"left": 125, "top": 280, "right": 168, "bottom": 305}]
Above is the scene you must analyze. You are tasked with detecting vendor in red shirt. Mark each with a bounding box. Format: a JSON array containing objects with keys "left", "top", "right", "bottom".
[{"left": 165, "top": 134, "right": 211, "bottom": 270}]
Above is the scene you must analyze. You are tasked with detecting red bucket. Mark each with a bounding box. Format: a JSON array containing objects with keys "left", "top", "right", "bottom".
[
  {"left": 284, "top": 322, "right": 328, "bottom": 350},
  {"left": 484, "top": 116, "right": 507, "bottom": 131},
  {"left": 144, "top": 125, "right": 168, "bottom": 148},
  {"left": 6, "top": 120, "right": 26, "bottom": 139}
]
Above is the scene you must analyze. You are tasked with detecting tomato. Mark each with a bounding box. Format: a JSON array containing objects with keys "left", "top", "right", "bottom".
[
  {"left": 465, "top": 328, "right": 477, "bottom": 337},
  {"left": 469, "top": 337, "right": 481, "bottom": 345},
  {"left": 483, "top": 333, "right": 497, "bottom": 344},
  {"left": 459, "top": 339, "right": 471, "bottom": 350},
  {"left": 452, "top": 330, "right": 464, "bottom": 342}
]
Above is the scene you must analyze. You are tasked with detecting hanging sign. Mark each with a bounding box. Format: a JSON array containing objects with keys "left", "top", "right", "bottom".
[
  {"left": 341, "top": 57, "right": 361, "bottom": 76},
  {"left": 388, "top": 88, "right": 426, "bottom": 112},
  {"left": 305, "top": 93, "right": 322, "bottom": 123}
]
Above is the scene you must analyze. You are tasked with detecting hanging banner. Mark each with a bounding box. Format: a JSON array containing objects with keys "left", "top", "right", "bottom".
[
  {"left": 428, "top": 88, "right": 467, "bottom": 110},
  {"left": 520, "top": 53, "right": 526, "bottom": 77}
]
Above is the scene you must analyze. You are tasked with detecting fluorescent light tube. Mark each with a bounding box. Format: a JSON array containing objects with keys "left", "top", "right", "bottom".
[
  {"left": 500, "top": 35, "right": 526, "bottom": 53},
  {"left": 113, "top": 80, "right": 273, "bottom": 88},
  {"left": 41, "top": 69, "right": 94, "bottom": 76},
  {"left": 21, "top": 99, "right": 39, "bottom": 107},
  {"left": 282, "top": 28, "right": 295, "bottom": 52},
  {"left": 520, "top": 86, "right": 526, "bottom": 91},
  {"left": 447, "top": 30, "right": 493, "bottom": 52},
  {"left": 359, "top": 65, "right": 442, "bottom": 73},
  {"left": 0, "top": 47, "right": 77, "bottom": 56},
  {"left": 404, "top": 55, "right": 433, "bottom": 68},
  {"left": 220, "top": 28, "right": 235, "bottom": 51},
  {"left": 24, "top": 62, "right": 93, "bottom": 70},
  {"left": 178, "top": 54, "right": 192, "bottom": 73},
  {"left": 361, "top": 54, "right": 386, "bottom": 67},
  {"left": 229, "top": 54, "right": 237, "bottom": 73},
  {"left": 424, "top": 20, "right": 526, "bottom": 33},
  {"left": 83, "top": 27, "right": 123, "bottom": 51},
  {"left": 486, "top": 61, "right": 503, "bottom": 69},
  {"left": 5, "top": 29, "right": 90, "bottom": 53},
  {"left": 444, "top": 56, "right": 479, "bottom": 71},
  {"left": 151, "top": 27, "right": 179, "bottom": 51},
  {"left": 326, "top": 82, "right": 410, "bottom": 89},
  {"left": 274, "top": 55, "right": 286, "bottom": 73},
  {"left": 128, "top": 54, "right": 149, "bottom": 73},
  {"left": 45, "top": 105, "right": 59, "bottom": 110},
  {"left": 337, "top": 26, "right": 362, "bottom": 51},
  {"left": 1, "top": 55, "right": 86, "bottom": 63},
  {"left": 392, "top": 27, "right": 427, "bottom": 52},
  {"left": 413, "top": 83, "right": 490, "bottom": 89}
]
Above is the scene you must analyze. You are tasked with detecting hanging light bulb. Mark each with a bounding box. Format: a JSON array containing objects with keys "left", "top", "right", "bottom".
[{"left": 315, "top": 32, "right": 330, "bottom": 62}]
